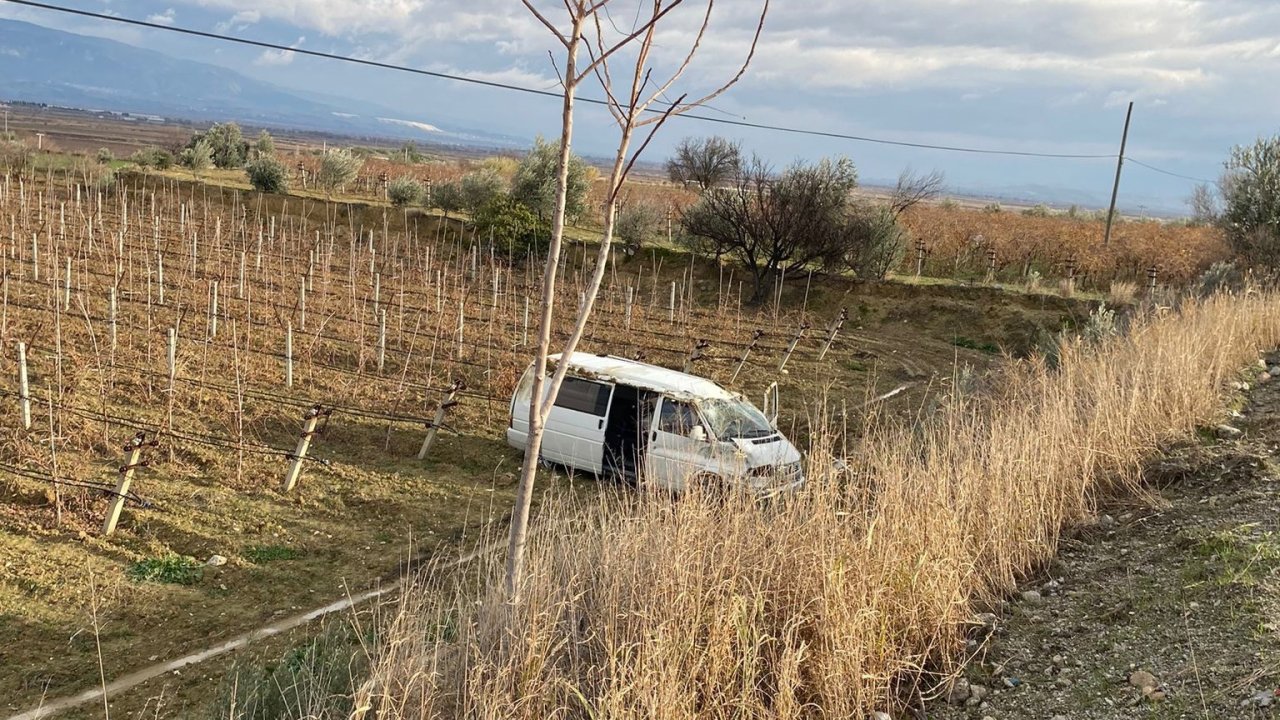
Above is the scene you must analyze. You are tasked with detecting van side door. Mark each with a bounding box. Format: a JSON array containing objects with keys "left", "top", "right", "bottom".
[
  {"left": 646, "top": 396, "right": 707, "bottom": 491},
  {"left": 541, "top": 376, "right": 613, "bottom": 475}
]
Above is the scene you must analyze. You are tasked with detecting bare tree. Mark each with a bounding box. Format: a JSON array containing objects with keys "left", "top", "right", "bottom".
[
  {"left": 506, "top": 0, "right": 768, "bottom": 599},
  {"left": 1187, "top": 182, "right": 1221, "bottom": 226},
  {"left": 667, "top": 136, "right": 743, "bottom": 189},
  {"left": 888, "top": 167, "right": 945, "bottom": 216}
]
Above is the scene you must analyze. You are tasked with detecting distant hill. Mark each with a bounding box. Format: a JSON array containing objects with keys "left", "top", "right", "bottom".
[{"left": 0, "top": 19, "right": 517, "bottom": 147}]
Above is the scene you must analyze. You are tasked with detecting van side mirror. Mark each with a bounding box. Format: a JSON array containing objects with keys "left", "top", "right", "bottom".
[
  {"left": 687, "top": 425, "right": 708, "bottom": 443},
  {"left": 763, "top": 382, "right": 780, "bottom": 425}
]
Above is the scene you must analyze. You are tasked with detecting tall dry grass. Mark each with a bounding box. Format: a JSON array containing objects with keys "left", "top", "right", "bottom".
[{"left": 343, "top": 292, "right": 1280, "bottom": 720}]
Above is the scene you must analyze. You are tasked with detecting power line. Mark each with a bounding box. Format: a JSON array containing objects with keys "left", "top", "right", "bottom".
[
  {"left": 1, "top": 0, "right": 1118, "bottom": 161},
  {"left": 1126, "top": 158, "right": 1215, "bottom": 185}
]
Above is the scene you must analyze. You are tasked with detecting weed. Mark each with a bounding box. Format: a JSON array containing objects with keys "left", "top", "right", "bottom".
[
  {"left": 244, "top": 545, "right": 300, "bottom": 564},
  {"left": 126, "top": 555, "right": 203, "bottom": 585},
  {"left": 951, "top": 336, "right": 999, "bottom": 354}
]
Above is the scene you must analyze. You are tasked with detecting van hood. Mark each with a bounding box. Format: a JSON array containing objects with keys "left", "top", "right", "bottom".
[{"left": 728, "top": 434, "right": 802, "bottom": 469}]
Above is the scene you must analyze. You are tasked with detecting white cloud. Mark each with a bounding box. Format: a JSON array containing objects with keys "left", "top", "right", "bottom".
[
  {"left": 214, "top": 9, "right": 261, "bottom": 33},
  {"left": 145, "top": 8, "right": 176, "bottom": 26},
  {"left": 255, "top": 35, "right": 305, "bottom": 66}
]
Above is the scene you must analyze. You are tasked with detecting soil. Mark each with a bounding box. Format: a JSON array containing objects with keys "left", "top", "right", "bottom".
[{"left": 934, "top": 374, "right": 1280, "bottom": 720}]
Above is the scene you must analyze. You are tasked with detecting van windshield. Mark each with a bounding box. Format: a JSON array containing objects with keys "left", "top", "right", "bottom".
[{"left": 699, "top": 398, "right": 774, "bottom": 440}]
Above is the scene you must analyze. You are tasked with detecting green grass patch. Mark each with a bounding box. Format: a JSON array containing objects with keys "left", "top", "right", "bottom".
[
  {"left": 244, "top": 545, "right": 300, "bottom": 564},
  {"left": 126, "top": 555, "right": 203, "bottom": 585},
  {"left": 951, "top": 336, "right": 1000, "bottom": 354},
  {"left": 1184, "top": 526, "right": 1280, "bottom": 587}
]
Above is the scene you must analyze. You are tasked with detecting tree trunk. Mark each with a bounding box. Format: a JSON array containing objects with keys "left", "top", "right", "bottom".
[{"left": 505, "top": 22, "right": 582, "bottom": 601}]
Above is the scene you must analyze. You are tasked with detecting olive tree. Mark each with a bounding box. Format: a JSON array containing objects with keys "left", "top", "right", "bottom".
[
  {"left": 187, "top": 122, "right": 250, "bottom": 169},
  {"left": 245, "top": 155, "right": 288, "bottom": 194},
  {"left": 1221, "top": 135, "right": 1280, "bottom": 267},
  {"left": 388, "top": 176, "right": 425, "bottom": 207},
  {"left": 511, "top": 136, "right": 593, "bottom": 222},
  {"left": 316, "top": 149, "right": 364, "bottom": 196},
  {"left": 460, "top": 168, "right": 508, "bottom": 215},
  {"left": 680, "top": 155, "right": 859, "bottom": 302}
]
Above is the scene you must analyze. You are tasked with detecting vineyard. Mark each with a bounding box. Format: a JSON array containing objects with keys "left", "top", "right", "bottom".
[
  {"left": 898, "top": 204, "right": 1231, "bottom": 287},
  {"left": 0, "top": 168, "right": 1086, "bottom": 713}
]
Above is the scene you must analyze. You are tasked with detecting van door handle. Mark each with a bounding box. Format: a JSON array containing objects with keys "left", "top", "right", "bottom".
[{"left": 598, "top": 418, "right": 604, "bottom": 430}]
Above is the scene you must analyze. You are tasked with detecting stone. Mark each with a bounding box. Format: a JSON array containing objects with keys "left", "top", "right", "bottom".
[
  {"left": 1215, "top": 424, "right": 1243, "bottom": 440},
  {"left": 1270, "top": 366, "right": 1280, "bottom": 377},
  {"left": 871, "top": 712, "right": 891, "bottom": 720},
  {"left": 1021, "top": 590, "right": 1044, "bottom": 605},
  {"left": 1260, "top": 372, "right": 1273, "bottom": 384},
  {"left": 1127, "top": 670, "right": 1158, "bottom": 692},
  {"left": 947, "top": 679, "right": 972, "bottom": 705},
  {"left": 206, "top": 554, "right": 227, "bottom": 567},
  {"left": 967, "top": 684, "right": 989, "bottom": 705},
  {"left": 1099, "top": 514, "right": 1117, "bottom": 528}
]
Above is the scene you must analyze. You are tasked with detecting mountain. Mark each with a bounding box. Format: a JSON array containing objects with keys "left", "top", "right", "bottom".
[{"left": 0, "top": 19, "right": 518, "bottom": 147}]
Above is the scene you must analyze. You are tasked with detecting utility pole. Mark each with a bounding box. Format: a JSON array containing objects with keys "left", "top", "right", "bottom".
[{"left": 1103, "top": 101, "right": 1133, "bottom": 247}]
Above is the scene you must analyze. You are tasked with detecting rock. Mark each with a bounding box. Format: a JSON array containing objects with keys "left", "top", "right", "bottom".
[
  {"left": 206, "top": 554, "right": 227, "bottom": 567},
  {"left": 1051, "top": 716, "right": 1069, "bottom": 720},
  {"left": 1127, "top": 670, "right": 1158, "bottom": 692},
  {"left": 1215, "top": 424, "right": 1243, "bottom": 440},
  {"left": 871, "top": 712, "right": 891, "bottom": 720},
  {"left": 1020, "top": 590, "right": 1044, "bottom": 605},
  {"left": 1003, "top": 676, "right": 1021, "bottom": 688},
  {"left": 947, "top": 678, "right": 972, "bottom": 705},
  {"left": 1260, "top": 372, "right": 1273, "bottom": 384},
  {"left": 1232, "top": 381, "right": 1251, "bottom": 391},
  {"left": 1099, "top": 514, "right": 1117, "bottom": 528},
  {"left": 973, "top": 612, "right": 1000, "bottom": 631},
  {"left": 1241, "top": 689, "right": 1278, "bottom": 708},
  {"left": 966, "top": 684, "right": 989, "bottom": 706},
  {"left": 1051, "top": 654, "right": 1065, "bottom": 665},
  {"left": 1145, "top": 688, "right": 1167, "bottom": 702},
  {"left": 1271, "top": 366, "right": 1280, "bottom": 377}
]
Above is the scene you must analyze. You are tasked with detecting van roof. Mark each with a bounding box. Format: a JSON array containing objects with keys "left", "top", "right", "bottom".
[{"left": 548, "top": 352, "right": 734, "bottom": 400}]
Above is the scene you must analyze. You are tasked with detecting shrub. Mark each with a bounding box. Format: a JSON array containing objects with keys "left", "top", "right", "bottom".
[
  {"left": 473, "top": 196, "right": 550, "bottom": 260},
  {"left": 460, "top": 169, "right": 507, "bottom": 215},
  {"left": 1221, "top": 135, "right": 1280, "bottom": 268},
  {"left": 130, "top": 145, "right": 174, "bottom": 169},
  {"left": 614, "top": 202, "right": 662, "bottom": 255},
  {"left": 1194, "top": 260, "right": 1245, "bottom": 298},
  {"left": 387, "top": 176, "right": 425, "bottom": 207},
  {"left": 254, "top": 130, "right": 275, "bottom": 158},
  {"left": 843, "top": 204, "right": 908, "bottom": 280},
  {"left": 0, "top": 138, "right": 31, "bottom": 173},
  {"left": 95, "top": 147, "right": 114, "bottom": 164},
  {"left": 187, "top": 122, "right": 250, "bottom": 169},
  {"left": 180, "top": 139, "right": 213, "bottom": 174},
  {"left": 245, "top": 155, "right": 289, "bottom": 194},
  {"left": 94, "top": 169, "right": 117, "bottom": 195},
  {"left": 429, "top": 181, "right": 464, "bottom": 219}
]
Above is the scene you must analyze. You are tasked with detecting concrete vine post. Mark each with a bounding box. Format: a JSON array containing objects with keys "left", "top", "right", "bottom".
[{"left": 505, "top": 0, "right": 768, "bottom": 600}]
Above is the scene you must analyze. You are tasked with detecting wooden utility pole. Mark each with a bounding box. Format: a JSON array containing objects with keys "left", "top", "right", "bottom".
[{"left": 1103, "top": 101, "right": 1134, "bottom": 247}]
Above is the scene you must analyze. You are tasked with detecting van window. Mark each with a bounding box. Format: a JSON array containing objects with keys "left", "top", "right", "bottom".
[
  {"left": 657, "top": 399, "right": 699, "bottom": 435},
  {"left": 554, "top": 377, "right": 612, "bottom": 416}
]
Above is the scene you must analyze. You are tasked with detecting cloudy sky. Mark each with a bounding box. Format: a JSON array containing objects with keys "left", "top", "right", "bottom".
[{"left": 5, "top": 0, "right": 1280, "bottom": 211}]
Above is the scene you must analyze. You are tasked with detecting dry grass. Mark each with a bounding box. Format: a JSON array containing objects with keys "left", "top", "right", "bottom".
[
  {"left": 1109, "top": 280, "right": 1139, "bottom": 306},
  {"left": 334, "top": 291, "right": 1280, "bottom": 719}
]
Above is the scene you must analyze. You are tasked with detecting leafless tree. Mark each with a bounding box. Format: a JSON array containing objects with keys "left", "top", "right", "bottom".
[
  {"left": 888, "top": 167, "right": 946, "bottom": 216},
  {"left": 666, "top": 136, "right": 743, "bottom": 189},
  {"left": 1187, "top": 182, "right": 1221, "bottom": 226},
  {"left": 506, "top": 0, "right": 768, "bottom": 599}
]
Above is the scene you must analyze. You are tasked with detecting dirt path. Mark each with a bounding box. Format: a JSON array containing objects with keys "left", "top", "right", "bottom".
[{"left": 935, "top": 376, "right": 1280, "bottom": 719}]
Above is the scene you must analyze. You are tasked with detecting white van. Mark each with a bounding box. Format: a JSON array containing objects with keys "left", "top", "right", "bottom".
[{"left": 506, "top": 352, "right": 804, "bottom": 496}]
